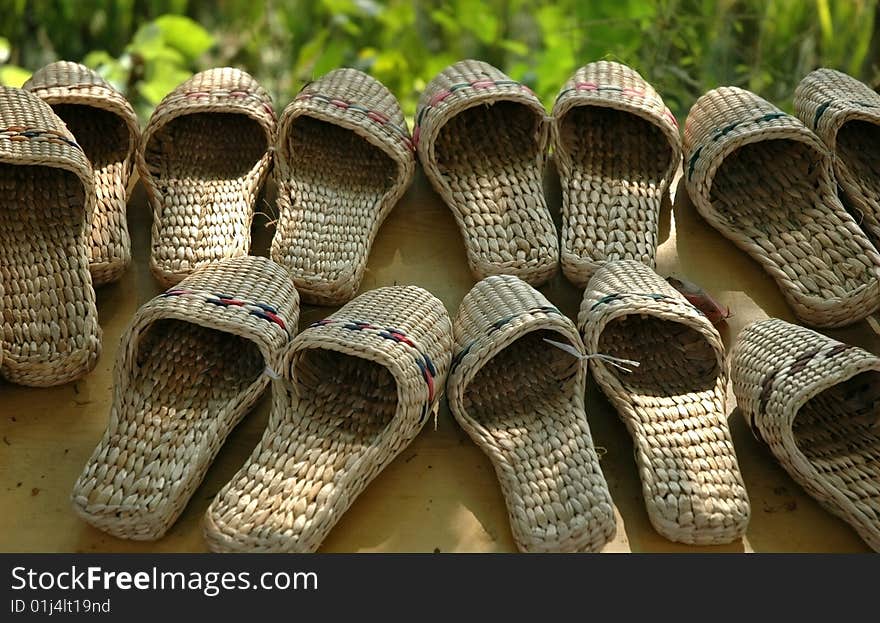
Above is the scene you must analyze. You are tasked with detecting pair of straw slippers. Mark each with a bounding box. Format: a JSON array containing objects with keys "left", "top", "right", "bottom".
[
  {"left": 72, "top": 255, "right": 452, "bottom": 550},
  {"left": 418, "top": 59, "right": 681, "bottom": 289},
  {"left": 0, "top": 61, "right": 144, "bottom": 387},
  {"left": 72, "top": 255, "right": 748, "bottom": 551},
  {"left": 683, "top": 69, "right": 880, "bottom": 328},
  {"left": 450, "top": 259, "right": 749, "bottom": 550},
  {"left": 140, "top": 66, "right": 414, "bottom": 305}
]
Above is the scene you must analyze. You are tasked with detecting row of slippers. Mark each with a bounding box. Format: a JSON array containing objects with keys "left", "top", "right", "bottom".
[
  {"left": 1, "top": 59, "right": 879, "bottom": 388},
  {"left": 71, "top": 255, "right": 880, "bottom": 552}
]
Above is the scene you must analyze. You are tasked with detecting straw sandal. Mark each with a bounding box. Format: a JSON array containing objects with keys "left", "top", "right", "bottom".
[
  {"left": 551, "top": 61, "right": 681, "bottom": 287},
  {"left": 272, "top": 69, "right": 416, "bottom": 305},
  {"left": 72, "top": 256, "right": 298, "bottom": 540},
  {"left": 24, "top": 61, "right": 140, "bottom": 286},
  {"left": 683, "top": 86, "right": 880, "bottom": 328},
  {"left": 731, "top": 318, "right": 880, "bottom": 551},
  {"left": 795, "top": 68, "right": 880, "bottom": 249},
  {"left": 138, "top": 68, "right": 276, "bottom": 287},
  {"left": 447, "top": 275, "right": 616, "bottom": 552},
  {"left": 416, "top": 60, "right": 558, "bottom": 286},
  {"left": 204, "top": 285, "right": 453, "bottom": 552},
  {"left": 578, "top": 260, "right": 749, "bottom": 544},
  {"left": 0, "top": 87, "right": 101, "bottom": 387}
]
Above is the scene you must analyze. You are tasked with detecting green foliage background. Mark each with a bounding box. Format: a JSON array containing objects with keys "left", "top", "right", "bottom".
[{"left": 0, "top": 0, "right": 878, "bottom": 123}]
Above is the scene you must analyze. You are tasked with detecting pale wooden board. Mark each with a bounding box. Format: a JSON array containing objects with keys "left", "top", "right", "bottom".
[{"left": 0, "top": 164, "right": 874, "bottom": 553}]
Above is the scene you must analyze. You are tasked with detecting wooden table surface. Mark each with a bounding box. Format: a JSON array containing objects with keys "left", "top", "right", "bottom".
[{"left": 1, "top": 163, "right": 876, "bottom": 553}]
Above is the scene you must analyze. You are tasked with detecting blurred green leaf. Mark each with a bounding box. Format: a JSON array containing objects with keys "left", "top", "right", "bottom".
[
  {"left": 83, "top": 50, "right": 131, "bottom": 92},
  {"left": 0, "top": 64, "right": 31, "bottom": 87},
  {"left": 457, "top": 0, "right": 499, "bottom": 44},
  {"left": 294, "top": 30, "right": 329, "bottom": 79},
  {"left": 313, "top": 39, "right": 348, "bottom": 76},
  {"left": 500, "top": 39, "right": 529, "bottom": 56},
  {"left": 138, "top": 59, "right": 192, "bottom": 104},
  {"left": 154, "top": 14, "right": 214, "bottom": 59},
  {"left": 321, "top": 0, "right": 359, "bottom": 14},
  {"left": 82, "top": 50, "right": 116, "bottom": 67},
  {"left": 430, "top": 9, "right": 461, "bottom": 35}
]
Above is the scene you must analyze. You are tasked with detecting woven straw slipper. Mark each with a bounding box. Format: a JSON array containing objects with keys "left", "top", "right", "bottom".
[
  {"left": 24, "top": 61, "right": 140, "bottom": 286},
  {"left": 138, "top": 67, "right": 276, "bottom": 287},
  {"left": 551, "top": 61, "right": 681, "bottom": 287},
  {"left": 795, "top": 68, "right": 880, "bottom": 249},
  {"left": 578, "top": 260, "right": 749, "bottom": 544},
  {"left": 272, "top": 69, "right": 415, "bottom": 305},
  {"left": 731, "top": 318, "right": 880, "bottom": 551},
  {"left": 684, "top": 86, "right": 880, "bottom": 328},
  {"left": 72, "top": 256, "right": 298, "bottom": 540},
  {"left": 0, "top": 87, "right": 101, "bottom": 387},
  {"left": 416, "top": 60, "right": 558, "bottom": 286},
  {"left": 204, "top": 285, "right": 452, "bottom": 552},
  {"left": 447, "top": 275, "right": 616, "bottom": 552}
]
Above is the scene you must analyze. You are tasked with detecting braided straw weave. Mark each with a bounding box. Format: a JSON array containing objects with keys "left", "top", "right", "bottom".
[
  {"left": 205, "top": 285, "right": 453, "bottom": 552},
  {"left": 72, "top": 256, "right": 298, "bottom": 540},
  {"left": 416, "top": 60, "right": 558, "bottom": 286},
  {"left": 578, "top": 260, "right": 749, "bottom": 544},
  {"left": 447, "top": 275, "right": 616, "bottom": 552},
  {"left": 24, "top": 61, "right": 139, "bottom": 285},
  {"left": 552, "top": 61, "right": 681, "bottom": 287},
  {"left": 0, "top": 86, "right": 101, "bottom": 386},
  {"left": 684, "top": 86, "right": 880, "bottom": 328},
  {"left": 272, "top": 69, "right": 414, "bottom": 305},
  {"left": 795, "top": 68, "right": 880, "bottom": 249},
  {"left": 138, "top": 67, "right": 276, "bottom": 287},
  {"left": 730, "top": 318, "right": 880, "bottom": 551}
]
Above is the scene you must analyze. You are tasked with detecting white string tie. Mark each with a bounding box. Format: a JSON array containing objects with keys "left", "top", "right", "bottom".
[{"left": 543, "top": 338, "right": 641, "bottom": 374}]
